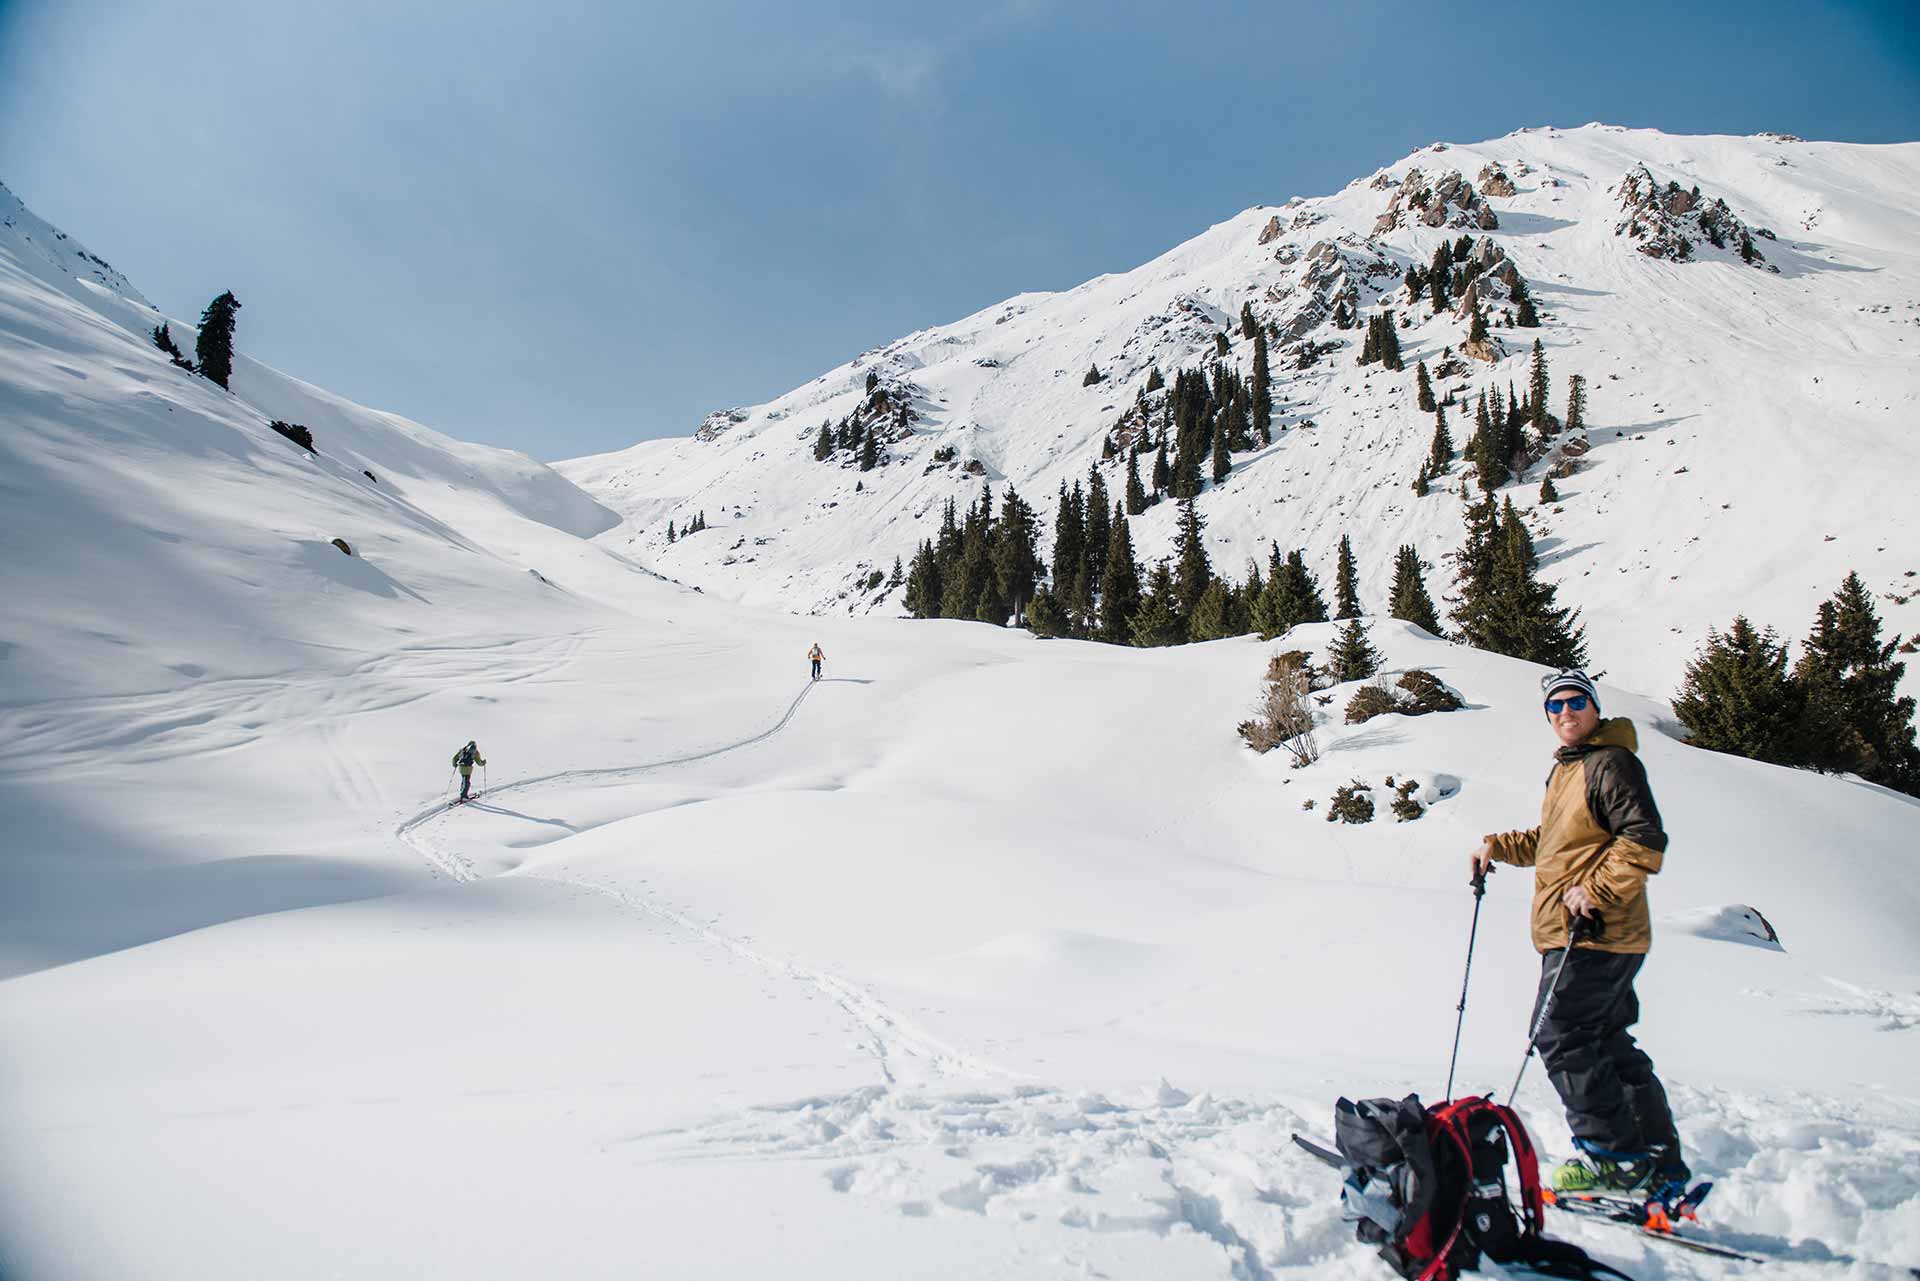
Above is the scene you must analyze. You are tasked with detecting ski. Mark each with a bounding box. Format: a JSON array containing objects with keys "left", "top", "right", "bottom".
[
  {"left": 1290, "top": 1132, "right": 1345, "bottom": 1170},
  {"left": 1544, "top": 1185, "right": 1764, "bottom": 1263}
]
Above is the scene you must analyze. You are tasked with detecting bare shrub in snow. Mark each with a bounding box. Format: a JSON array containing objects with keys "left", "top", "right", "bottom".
[
  {"left": 1239, "top": 663, "right": 1321, "bottom": 767},
  {"left": 1327, "top": 779, "right": 1374, "bottom": 823}
]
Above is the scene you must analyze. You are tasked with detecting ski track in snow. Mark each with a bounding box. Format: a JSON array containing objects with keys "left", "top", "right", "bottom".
[
  {"left": 394, "top": 674, "right": 1008, "bottom": 1087},
  {"left": 389, "top": 675, "right": 1920, "bottom": 1278}
]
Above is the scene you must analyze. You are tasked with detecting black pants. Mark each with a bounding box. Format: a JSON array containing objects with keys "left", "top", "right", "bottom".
[
  {"left": 811, "top": 659, "right": 821, "bottom": 679},
  {"left": 459, "top": 771, "right": 472, "bottom": 800},
  {"left": 1530, "top": 947, "right": 1678, "bottom": 1158}
]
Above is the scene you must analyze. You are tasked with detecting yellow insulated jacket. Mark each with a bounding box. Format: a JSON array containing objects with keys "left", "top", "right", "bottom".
[{"left": 1485, "top": 718, "right": 1667, "bottom": 955}]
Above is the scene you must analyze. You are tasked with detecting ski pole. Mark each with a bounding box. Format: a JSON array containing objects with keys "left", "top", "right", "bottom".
[
  {"left": 1507, "top": 913, "right": 1590, "bottom": 1107},
  {"left": 1444, "top": 864, "right": 1489, "bottom": 1102},
  {"left": 444, "top": 769, "right": 456, "bottom": 799}
]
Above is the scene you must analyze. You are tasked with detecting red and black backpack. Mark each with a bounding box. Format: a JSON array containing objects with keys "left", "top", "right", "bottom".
[{"left": 1326, "top": 1094, "right": 1628, "bottom": 1281}]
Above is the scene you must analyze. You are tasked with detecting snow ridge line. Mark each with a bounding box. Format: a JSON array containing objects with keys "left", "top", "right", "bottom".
[{"left": 394, "top": 677, "right": 1008, "bottom": 1083}]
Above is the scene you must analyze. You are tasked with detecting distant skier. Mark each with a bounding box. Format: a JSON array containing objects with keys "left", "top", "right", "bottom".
[
  {"left": 451, "top": 740, "right": 485, "bottom": 802},
  {"left": 1469, "top": 668, "right": 1688, "bottom": 1195},
  {"left": 808, "top": 643, "right": 824, "bottom": 681}
]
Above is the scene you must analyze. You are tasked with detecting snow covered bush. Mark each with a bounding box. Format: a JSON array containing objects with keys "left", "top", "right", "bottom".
[
  {"left": 1344, "top": 669, "right": 1465, "bottom": 724},
  {"left": 1326, "top": 779, "right": 1374, "bottom": 823}
]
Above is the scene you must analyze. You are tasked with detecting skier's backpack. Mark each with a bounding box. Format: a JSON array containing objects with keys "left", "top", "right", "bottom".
[
  {"left": 452, "top": 742, "right": 475, "bottom": 769},
  {"left": 1328, "top": 1094, "right": 1628, "bottom": 1281}
]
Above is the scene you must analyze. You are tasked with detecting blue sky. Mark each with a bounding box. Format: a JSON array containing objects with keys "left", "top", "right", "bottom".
[{"left": 3, "top": 0, "right": 1916, "bottom": 460}]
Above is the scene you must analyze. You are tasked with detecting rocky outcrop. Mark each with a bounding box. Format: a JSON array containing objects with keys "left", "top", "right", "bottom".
[
  {"left": 1463, "top": 333, "right": 1503, "bottom": 363},
  {"left": 1267, "top": 239, "right": 1396, "bottom": 345},
  {"left": 695, "top": 409, "right": 750, "bottom": 442},
  {"left": 1477, "top": 163, "right": 1516, "bottom": 197},
  {"left": 1613, "top": 165, "right": 1777, "bottom": 270},
  {"left": 1257, "top": 214, "right": 1284, "bottom": 245},
  {"left": 1374, "top": 169, "right": 1499, "bottom": 234}
]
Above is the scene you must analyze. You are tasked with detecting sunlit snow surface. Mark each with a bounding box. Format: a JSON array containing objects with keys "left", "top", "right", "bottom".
[{"left": 2, "top": 138, "right": 1918, "bottom": 1279}]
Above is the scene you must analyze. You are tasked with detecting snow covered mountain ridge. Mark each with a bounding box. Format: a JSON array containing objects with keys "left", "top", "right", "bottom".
[{"left": 560, "top": 124, "right": 1920, "bottom": 699}]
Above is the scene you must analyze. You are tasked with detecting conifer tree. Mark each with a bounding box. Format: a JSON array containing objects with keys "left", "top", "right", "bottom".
[
  {"left": 1376, "top": 311, "right": 1403, "bottom": 370},
  {"left": 888, "top": 555, "right": 904, "bottom": 588},
  {"left": 1539, "top": 475, "right": 1559, "bottom": 503},
  {"left": 1211, "top": 419, "right": 1231, "bottom": 484},
  {"left": 813, "top": 421, "right": 833, "bottom": 461},
  {"left": 1430, "top": 269, "right": 1451, "bottom": 315},
  {"left": 1145, "top": 366, "right": 1164, "bottom": 393},
  {"left": 903, "top": 540, "right": 941, "bottom": 617},
  {"left": 1565, "top": 374, "right": 1587, "bottom": 435},
  {"left": 667, "top": 520, "right": 676, "bottom": 544},
  {"left": 1512, "top": 274, "right": 1539, "bottom": 328},
  {"left": 1099, "top": 507, "right": 1142, "bottom": 643},
  {"left": 1672, "top": 618, "right": 1809, "bottom": 766},
  {"left": 1083, "top": 468, "right": 1111, "bottom": 590},
  {"left": 859, "top": 426, "right": 878, "bottom": 471},
  {"left": 1329, "top": 618, "right": 1381, "bottom": 683},
  {"left": 1528, "top": 339, "right": 1551, "bottom": 436},
  {"left": 1024, "top": 586, "right": 1067, "bottom": 637},
  {"left": 1251, "top": 332, "right": 1273, "bottom": 445},
  {"left": 1240, "top": 301, "right": 1259, "bottom": 340},
  {"left": 1428, "top": 405, "right": 1454, "bottom": 476},
  {"left": 1172, "top": 498, "right": 1213, "bottom": 623},
  {"left": 1189, "top": 579, "right": 1236, "bottom": 642},
  {"left": 151, "top": 322, "right": 188, "bottom": 363},
  {"left": 1388, "top": 545, "right": 1442, "bottom": 634},
  {"left": 1455, "top": 498, "right": 1586, "bottom": 666},
  {"left": 990, "top": 487, "right": 1040, "bottom": 624},
  {"left": 1793, "top": 573, "right": 1920, "bottom": 793},
  {"left": 1412, "top": 470, "right": 1430, "bottom": 497},
  {"left": 1124, "top": 450, "right": 1148, "bottom": 515},
  {"left": 1466, "top": 294, "right": 1488, "bottom": 347},
  {"left": 1083, "top": 363, "right": 1103, "bottom": 386},
  {"left": 195, "top": 290, "right": 242, "bottom": 389},
  {"left": 1333, "top": 533, "right": 1360, "bottom": 620},
  {"left": 1415, "top": 361, "right": 1435, "bottom": 413},
  {"left": 1214, "top": 331, "right": 1231, "bottom": 357},
  {"left": 1051, "top": 481, "right": 1085, "bottom": 602},
  {"left": 1130, "top": 561, "right": 1182, "bottom": 647},
  {"left": 1152, "top": 441, "right": 1170, "bottom": 498}
]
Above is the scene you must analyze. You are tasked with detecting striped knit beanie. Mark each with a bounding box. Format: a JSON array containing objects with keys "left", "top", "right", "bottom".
[{"left": 1540, "top": 668, "right": 1600, "bottom": 711}]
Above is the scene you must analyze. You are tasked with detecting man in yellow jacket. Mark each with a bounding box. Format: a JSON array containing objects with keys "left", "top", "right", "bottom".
[{"left": 1471, "top": 669, "right": 1686, "bottom": 1195}]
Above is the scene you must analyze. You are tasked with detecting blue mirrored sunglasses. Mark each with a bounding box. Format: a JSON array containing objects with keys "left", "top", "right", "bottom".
[{"left": 1544, "top": 694, "right": 1590, "bottom": 714}]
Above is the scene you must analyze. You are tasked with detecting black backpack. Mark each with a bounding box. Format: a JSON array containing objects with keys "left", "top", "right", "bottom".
[
  {"left": 453, "top": 742, "right": 476, "bottom": 769},
  {"left": 1312, "top": 1094, "right": 1629, "bottom": 1281}
]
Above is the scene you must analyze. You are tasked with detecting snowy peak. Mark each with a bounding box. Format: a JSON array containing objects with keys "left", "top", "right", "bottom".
[
  {"left": 559, "top": 125, "right": 1920, "bottom": 699},
  {"left": 0, "top": 178, "right": 151, "bottom": 308}
]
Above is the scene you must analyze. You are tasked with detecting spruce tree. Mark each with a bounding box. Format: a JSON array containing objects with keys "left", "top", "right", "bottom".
[
  {"left": 859, "top": 426, "right": 878, "bottom": 471},
  {"left": 1329, "top": 618, "right": 1381, "bottom": 683},
  {"left": 904, "top": 540, "right": 942, "bottom": 617},
  {"left": 195, "top": 290, "right": 242, "bottom": 389},
  {"left": 888, "top": 555, "right": 904, "bottom": 588},
  {"left": 1240, "top": 301, "right": 1259, "bottom": 340},
  {"left": 1565, "top": 374, "right": 1587, "bottom": 434},
  {"left": 1130, "top": 561, "right": 1182, "bottom": 647},
  {"left": 1211, "top": 419, "right": 1231, "bottom": 484},
  {"left": 1189, "top": 579, "right": 1235, "bottom": 642},
  {"left": 1673, "top": 618, "right": 1809, "bottom": 766},
  {"left": 1333, "top": 533, "right": 1360, "bottom": 620},
  {"left": 1215, "top": 331, "right": 1231, "bottom": 357},
  {"left": 1025, "top": 586, "right": 1068, "bottom": 637},
  {"left": 990, "top": 487, "right": 1040, "bottom": 624},
  {"left": 1456, "top": 499, "right": 1586, "bottom": 666},
  {"left": 1145, "top": 366, "right": 1164, "bottom": 393},
  {"left": 1378, "top": 310, "right": 1403, "bottom": 370},
  {"left": 1429, "top": 406, "right": 1454, "bottom": 476},
  {"left": 1413, "top": 470, "right": 1430, "bottom": 497},
  {"left": 667, "top": 520, "right": 676, "bottom": 544},
  {"left": 1152, "top": 441, "right": 1170, "bottom": 497},
  {"left": 1099, "top": 507, "right": 1142, "bottom": 643},
  {"left": 1415, "top": 361, "right": 1435, "bottom": 413},
  {"left": 1052, "top": 481, "right": 1085, "bottom": 602},
  {"left": 1794, "top": 573, "right": 1920, "bottom": 793},
  {"left": 1527, "top": 339, "right": 1551, "bottom": 436},
  {"left": 1125, "top": 450, "right": 1148, "bottom": 515},
  {"left": 1172, "top": 498, "right": 1213, "bottom": 623},
  {"left": 1083, "top": 468, "right": 1111, "bottom": 589},
  {"left": 1251, "top": 333, "right": 1273, "bottom": 445},
  {"left": 813, "top": 421, "right": 833, "bottom": 461},
  {"left": 1388, "top": 545, "right": 1442, "bottom": 634}
]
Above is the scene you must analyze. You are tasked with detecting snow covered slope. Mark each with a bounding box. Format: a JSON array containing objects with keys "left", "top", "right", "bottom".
[
  {"left": 560, "top": 126, "right": 1920, "bottom": 698},
  {"left": 1, "top": 167, "right": 1917, "bottom": 1281},
  {"left": 0, "top": 180, "right": 657, "bottom": 970}
]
